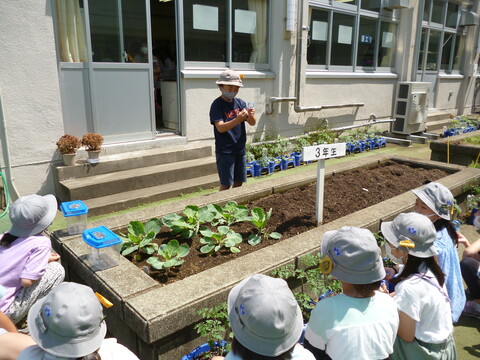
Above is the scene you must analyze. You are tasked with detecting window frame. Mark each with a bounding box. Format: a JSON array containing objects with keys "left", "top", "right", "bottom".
[
  {"left": 307, "top": 0, "right": 399, "bottom": 73},
  {"left": 417, "top": 0, "right": 465, "bottom": 75},
  {"left": 181, "top": 0, "right": 271, "bottom": 70}
]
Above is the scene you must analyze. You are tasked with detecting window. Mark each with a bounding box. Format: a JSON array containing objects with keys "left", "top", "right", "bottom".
[
  {"left": 183, "top": 0, "right": 269, "bottom": 66},
  {"left": 331, "top": 13, "right": 355, "bottom": 66},
  {"left": 54, "top": 0, "right": 148, "bottom": 63},
  {"left": 418, "top": 0, "right": 465, "bottom": 73},
  {"left": 307, "top": 2, "right": 398, "bottom": 71}
]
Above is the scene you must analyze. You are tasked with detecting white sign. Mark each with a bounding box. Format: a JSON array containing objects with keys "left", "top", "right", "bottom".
[
  {"left": 303, "top": 143, "right": 347, "bottom": 162},
  {"left": 235, "top": 10, "right": 256, "bottom": 34},
  {"left": 338, "top": 25, "right": 352, "bottom": 45},
  {"left": 382, "top": 31, "right": 393, "bottom": 48},
  {"left": 312, "top": 21, "right": 328, "bottom": 41},
  {"left": 193, "top": 5, "right": 218, "bottom": 31}
]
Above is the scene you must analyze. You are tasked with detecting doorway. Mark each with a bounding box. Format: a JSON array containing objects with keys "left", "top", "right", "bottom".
[{"left": 150, "top": 0, "right": 179, "bottom": 134}]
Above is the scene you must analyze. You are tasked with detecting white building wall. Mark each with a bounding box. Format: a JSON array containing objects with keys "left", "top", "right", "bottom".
[{"left": 0, "top": 0, "right": 64, "bottom": 198}]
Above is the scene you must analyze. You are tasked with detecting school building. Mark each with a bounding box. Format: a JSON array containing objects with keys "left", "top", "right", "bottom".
[{"left": 0, "top": 0, "right": 479, "bottom": 198}]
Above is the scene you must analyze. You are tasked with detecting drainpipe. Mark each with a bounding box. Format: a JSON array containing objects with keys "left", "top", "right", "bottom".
[
  {"left": 0, "top": 86, "right": 21, "bottom": 201},
  {"left": 265, "top": 0, "right": 364, "bottom": 115}
]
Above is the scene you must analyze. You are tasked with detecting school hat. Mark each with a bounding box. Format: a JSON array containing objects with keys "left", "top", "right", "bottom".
[
  {"left": 381, "top": 212, "right": 438, "bottom": 258},
  {"left": 412, "top": 182, "right": 454, "bottom": 220},
  {"left": 216, "top": 69, "right": 244, "bottom": 87},
  {"left": 227, "top": 274, "right": 303, "bottom": 357},
  {"left": 28, "top": 282, "right": 107, "bottom": 358},
  {"left": 9, "top": 194, "right": 58, "bottom": 237},
  {"left": 321, "top": 227, "right": 385, "bottom": 284}
]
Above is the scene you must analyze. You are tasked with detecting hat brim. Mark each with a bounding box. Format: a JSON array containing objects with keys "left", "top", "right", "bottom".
[
  {"left": 216, "top": 80, "right": 244, "bottom": 87},
  {"left": 412, "top": 188, "right": 451, "bottom": 220},
  {"left": 227, "top": 278, "right": 304, "bottom": 357},
  {"left": 9, "top": 194, "right": 58, "bottom": 237},
  {"left": 380, "top": 220, "right": 438, "bottom": 258},
  {"left": 322, "top": 231, "right": 385, "bottom": 284},
  {"left": 28, "top": 295, "right": 107, "bottom": 358}
]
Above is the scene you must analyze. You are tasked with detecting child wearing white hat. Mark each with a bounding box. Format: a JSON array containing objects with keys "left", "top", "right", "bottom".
[
  {"left": 17, "top": 282, "right": 139, "bottom": 360},
  {"left": 304, "top": 227, "right": 399, "bottom": 360},
  {"left": 381, "top": 213, "right": 457, "bottom": 360},
  {"left": 0, "top": 194, "right": 65, "bottom": 324},
  {"left": 212, "top": 274, "right": 315, "bottom": 360},
  {"left": 210, "top": 69, "right": 256, "bottom": 191},
  {"left": 412, "top": 182, "right": 466, "bottom": 323}
]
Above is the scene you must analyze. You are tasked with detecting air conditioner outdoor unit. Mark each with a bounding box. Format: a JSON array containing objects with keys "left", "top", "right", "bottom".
[{"left": 392, "top": 82, "right": 430, "bottom": 134}]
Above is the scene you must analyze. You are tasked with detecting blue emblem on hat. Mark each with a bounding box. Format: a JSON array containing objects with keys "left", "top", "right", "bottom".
[
  {"left": 333, "top": 247, "right": 341, "bottom": 256},
  {"left": 44, "top": 306, "right": 51, "bottom": 317},
  {"left": 408, "top": 227, "right": 417, "bottom": 235},
  {"left": 240, "top": 304, "right": 246, "bottom": 315}
]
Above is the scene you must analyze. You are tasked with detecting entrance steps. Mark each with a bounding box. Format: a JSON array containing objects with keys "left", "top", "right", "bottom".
[
  {"left": 425, "top": 110, "right": 452, "bottom": 133},
  {"left": 53, "top": 143, "right": 218, "bottom": 216}
]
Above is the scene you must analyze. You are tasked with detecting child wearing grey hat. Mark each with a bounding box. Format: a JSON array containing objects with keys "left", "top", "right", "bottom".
[
  {"left": 0, "top": 194, "right": 65, "bottom": 325},
  {"left": 304, "top": 227, "right": 399, "bottom": 360},
  {"left": 381, "top": 213, "right": 457, "bottom": 360},
  {"left": 210, "top": 69, "right": 256, "bottom": 191},
  {"left": 212, "top": 274, "right": 315, "bottom": 360},
  {"left": 17, "top": 282, "right": 139, "bottom": 360},
  {"left": 412, "top": 182, "right": 466, "bottom": 323}
]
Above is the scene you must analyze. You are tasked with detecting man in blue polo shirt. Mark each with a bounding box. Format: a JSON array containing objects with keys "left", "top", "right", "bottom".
[{"left": 210, "top": 69, "right": 256, "bottom": 191}]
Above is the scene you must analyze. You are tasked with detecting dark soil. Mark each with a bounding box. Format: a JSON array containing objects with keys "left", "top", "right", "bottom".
[{"left": 128, "top": 161, "right": 449, "bottom": 285}]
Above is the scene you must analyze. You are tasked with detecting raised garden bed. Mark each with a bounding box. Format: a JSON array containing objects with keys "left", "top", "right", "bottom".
[
  {"left": 51, "top": 154, "right": 480, "bottom": 360},
  {"left": 123, "top": 160, "right": 450, "bottom": 286},
  {"left": 430, "top": 130, "right": 480, "bottom": 166}
]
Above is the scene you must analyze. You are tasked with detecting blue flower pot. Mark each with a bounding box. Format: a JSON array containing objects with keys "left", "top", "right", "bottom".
[
  {"left": 182, "top": 341, "right": 228, "bottom": 360},
  {"left": 469, "top": 208, "right": 479, "bottom": 225}
]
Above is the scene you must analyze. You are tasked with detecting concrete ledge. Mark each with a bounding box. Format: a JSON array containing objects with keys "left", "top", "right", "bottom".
[
  {"left": 430, "top": 130, "right": 480, "bottom": 166},
  {"left": 51, "top": 155, "right": 480, "bottom": 359}
]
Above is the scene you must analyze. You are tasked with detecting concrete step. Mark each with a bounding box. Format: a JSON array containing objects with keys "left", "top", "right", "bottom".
[
  {"left": 84, "top": 174, "right": 219, "bottom": 216},
  {"left": 55, "top": 143, "right": 212, "bottom": 181},
  {"left": 426, "top": 118, "right": 451, "bottom": 133},
  {"left": 427, "top": 110, "right": 451, "bottom": 122},
  {"left": 59, "top": 156, "right": 217, "bottom": 201}
]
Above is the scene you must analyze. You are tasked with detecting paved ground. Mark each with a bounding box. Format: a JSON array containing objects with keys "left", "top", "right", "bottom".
[{"left": 0, "top": 141, "right": 479, "bottom": 358}]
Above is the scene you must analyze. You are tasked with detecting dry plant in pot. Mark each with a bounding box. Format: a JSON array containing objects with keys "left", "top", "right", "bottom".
[
  {"left": 82, "top": 133, "right": 104, "bottom": 163},
  {"left": 56, "top": 134, "right": 81, "bottom": 166}
]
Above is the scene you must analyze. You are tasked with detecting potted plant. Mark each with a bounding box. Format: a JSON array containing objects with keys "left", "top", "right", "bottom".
[
  {"left": 56, "top": 134, "right": 81, "bottom": 166},
  {"left": 81, "top": 133, "right": 103, "bottom": 163}
]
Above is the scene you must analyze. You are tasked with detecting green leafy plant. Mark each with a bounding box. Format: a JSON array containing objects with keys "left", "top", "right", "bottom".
[
  {"left": 194, "top": 302, "right": 232, "bottom": 357},
  {"left": 119, "top": 218, "right": 162, "bottom": 258},
  {"left": 212, "top": 201, "right": 250, "bottom": 226},
  {"left": 146, "top": 239, "right": 190, "bottom": 270},
  {"left": 293, "top": 137, "right": 311, "bottom": 153},
  {"left": 199, "top": 226, "right": 243, "bottom": 254},
  {"left": 247, "top": 207, "right": 282, "bottom": 245},
  {"left": 162, "top": 205, "right": 216, "bottom": 239},
  {"left": 270, "top": 253, "right": 341, "bottom": 322}
]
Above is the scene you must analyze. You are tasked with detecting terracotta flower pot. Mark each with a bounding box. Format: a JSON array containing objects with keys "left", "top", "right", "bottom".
[
  {"left": 62, "top": 153, "right": 77, "bottom": 166},
  {"left": 87, "top": 150, "right": 101, "bottom": 164}
]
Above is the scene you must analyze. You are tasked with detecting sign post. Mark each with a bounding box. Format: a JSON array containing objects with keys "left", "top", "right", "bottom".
[{"left": 303, "top": 143, "right": 347, "bottom": 225}]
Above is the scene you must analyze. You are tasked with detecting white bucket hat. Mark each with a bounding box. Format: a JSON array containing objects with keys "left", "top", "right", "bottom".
[
  {"left": 321, "top": 227, "right": 385, "bottom": 284},
  {"left": 28, "top": 282, "right": 107, "bottom": 358},
  {"left": 9, "top": 194, "right": 58, "bottom": 237},
  {"left": 216, "top": 69, "right": 244, "bottom": 87},
  {"left": 412, "top": 182, "right": 454, "bottom": 220},
  {"left": 381, "top": 212, "right": 438, "bottom": 258},
  {"left": 228, "top": 274, "right": 303, "bottom": 357}
]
